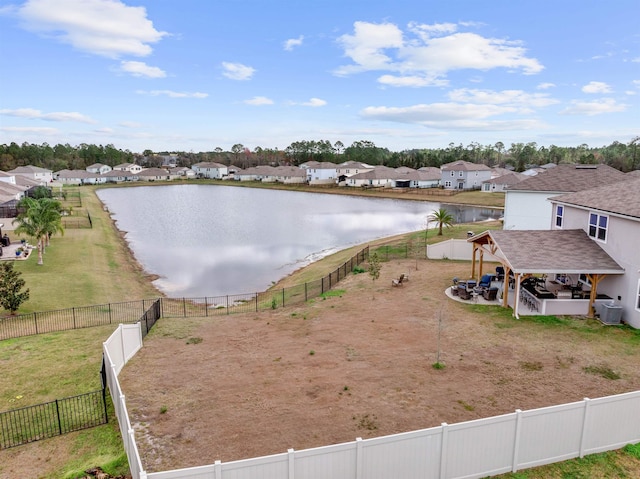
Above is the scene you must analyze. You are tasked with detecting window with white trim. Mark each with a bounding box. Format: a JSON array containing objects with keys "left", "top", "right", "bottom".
[
  {"left": 450, "top": 171, "right": 454, "bottom": 177},
  {"left": 458, "top": 171, "right": 463, "bottom": 177},
  {"left": 555, "top": 205, "right": 564, "bottom": 228},
  {"left": 445, "top": 180, "right": 452, "bottom": 187},
  {"left": 588, "top": 213, "right": 608, "bottom": 241}
]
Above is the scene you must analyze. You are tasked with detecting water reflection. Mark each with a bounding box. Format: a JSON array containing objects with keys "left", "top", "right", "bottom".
[{"left": 97, "top": 185, "right": 501, "bottom": 297}]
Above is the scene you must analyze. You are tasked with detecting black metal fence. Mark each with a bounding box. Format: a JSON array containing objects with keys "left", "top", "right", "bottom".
[
  {"left": 0, "top": 246, "right": 369, "bottom": 339},
  {"left": 0, "top": 299, "right": 161, "bottom": 340},
  {"left": 0, "top": 389, "right": 108, "bottom": 449}
]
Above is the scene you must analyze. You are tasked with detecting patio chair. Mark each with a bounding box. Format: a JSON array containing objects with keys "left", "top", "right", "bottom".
[
  {"left": 483, "top": 287, "right": 499, "bottom": 301},
  {"left": 392, "top": 274, "right": 405, "bottom": 287},
  {"left": 478, "top": 274, "right": 493, "bottom": 290}
]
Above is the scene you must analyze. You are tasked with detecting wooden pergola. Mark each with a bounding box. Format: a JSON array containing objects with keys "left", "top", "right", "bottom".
[{"left": 468, "top": 229, "right": 625, "bottom": 318}]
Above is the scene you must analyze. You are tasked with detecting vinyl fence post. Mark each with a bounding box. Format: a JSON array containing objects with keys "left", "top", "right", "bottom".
[
  {"left": 355, "top": 437, "right": 363, "bottom": 479},
  {"left": 511, "top": 409, "right": 522, "bottom": 472},
  {"left": 439, "top": 423, "right": 448, "bottom": 479},
  {"left": 579, "top": 398, "right": 591, "bottom": 458},
  {"left": 214, "top": 460, "right": 222, "bottom": 479},
  {"left": 288, "top": 448, "right": 295, "bottom": 479}
]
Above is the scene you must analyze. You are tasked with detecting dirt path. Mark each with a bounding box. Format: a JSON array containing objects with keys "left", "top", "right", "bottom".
[{"left": 119, "top": 258, "right": 640, "bottom": 472}]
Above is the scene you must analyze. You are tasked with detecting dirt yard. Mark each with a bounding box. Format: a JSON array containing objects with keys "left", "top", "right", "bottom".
[{"left": 118, "top": 258, "right": 640, "bottom": 473}]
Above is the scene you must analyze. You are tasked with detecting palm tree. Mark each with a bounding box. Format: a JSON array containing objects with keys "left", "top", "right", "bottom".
[
  {"left": 428, "top": 208, "right": 454, "bottom": 236},
  {"left": 12, "top": 197, "right": 64, "bottom": 265}
]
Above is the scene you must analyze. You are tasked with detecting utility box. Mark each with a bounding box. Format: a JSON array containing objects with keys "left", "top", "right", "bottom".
[{"left": 598, "top": 302, "right": 623, "bottom": 325}]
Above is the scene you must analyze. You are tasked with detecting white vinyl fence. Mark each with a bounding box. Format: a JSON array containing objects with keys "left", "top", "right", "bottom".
[
  {"left": 104, "top": 323, "right": 640, "bottom": 479},
  {"left": 427, "top": 239, "right": 499, "bottom": 262}
]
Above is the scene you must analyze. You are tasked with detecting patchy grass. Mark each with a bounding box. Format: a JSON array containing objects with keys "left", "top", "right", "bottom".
[{"left": 583, "top": 365, "right": 621, "bottom": 380}]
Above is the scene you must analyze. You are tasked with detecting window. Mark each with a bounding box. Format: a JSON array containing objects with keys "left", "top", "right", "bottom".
[
  {"left": 555, "top": 205, "right": 564, "bottom": 228},
  {"left": 458, "top": 171, "right": 464, "bottom": 177},
  {"left": 588, "top": 213, "right": 608, "bottom": 241},
  {"left": 450, "top": 171, "right": 454, "bottom": 177},
  {"left": 445, "top": 181, "right": 452, "bottom": 187}
]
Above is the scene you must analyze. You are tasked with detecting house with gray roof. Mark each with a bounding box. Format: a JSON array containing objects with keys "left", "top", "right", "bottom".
[
  {"left": 548, "top": 176, "right": 640, "bottom": 328},
  {"left": 440, "top": 160, "right": 492, "bottom": 190},
  {"left": 8, "top": 165, "right": 53, "bottom": 184},
  {"left": 300, "top": 161, "right": 338, "bottom": 184},
  {"left": 503, "top": 164, "right": 626, "bottom": 230},
  {"left": 346, "top": 166, "right": 397, "bottom": 187},
  {"left": 86, "top": 163, "right": 112, "bottom": 175},
  {"left": 55, "top": 169, "right": 106, "bottom": 185},
  {"left": 191, "top": 162, "right": 228, "bottom": 179},
  {"left": 482, "top": 172, "right": 527, "bottom": 193}
]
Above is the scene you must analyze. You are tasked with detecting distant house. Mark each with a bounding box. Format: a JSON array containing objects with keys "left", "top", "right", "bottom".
[
  {"left": 113, "top": 163, "right": 143, "bottom": 174},
  {"left": 169, "top": 167, "right": 196, "bottom": 178},
  {"left": 101, "top": 170, "right": 138, "bottom": 183},
  {"left": 336, "top": 161, "right": 375, "bottom": 184},
  {"left": 503, "top": 164, "right": 626, "bottom": 230},
  {"left": 300, "top": 161, "right": 338, "bottom": 184},
  {"left": 8, "top": 165, "right": 53, "bottom": 185},
  {"left": 55, "top": 169, "right": 106, "bottom": 185},
  {"left": 440, "top": 161, "right": 492, "bottom": 190},
  {"left": 86, "top": 163, "right": 112, "bottom": 175},
  {"left": 191, "top": 162, "right": 228, "bottom": 179},
  {"left": 347, "top": 166, "right": 397, "bottom": 187},
  {"left": 482, "top": 172, "right": 527, "bottom": 193},
  {"left": 235, "top": 165, "right": 276, "bottom": 182},
  {"left": 137, "top": 168, "right": 174, "bottom": 182},
  {"left": 270, "top": 166, "right": 306, "bottom": 184}
]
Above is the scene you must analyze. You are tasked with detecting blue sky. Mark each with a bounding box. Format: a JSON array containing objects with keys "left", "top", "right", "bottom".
[{"left": 0, "top": 0, "right": 638, "bottom": 154}]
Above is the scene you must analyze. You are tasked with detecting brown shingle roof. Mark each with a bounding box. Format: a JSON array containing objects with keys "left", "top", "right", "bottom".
[
  {"left": 551, "top": 177, "right": 640, "bottom": 220},
  {"left": 472, "top": 229, "right": 624, "bottom": 274},
  {"left": 506, "top": 164, "right": 625, "bottom": 193}
]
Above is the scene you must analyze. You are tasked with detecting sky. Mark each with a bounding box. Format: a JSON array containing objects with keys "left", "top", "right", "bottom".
[{"left": 0, "top": 0, "right": 638, "bottom": 154}]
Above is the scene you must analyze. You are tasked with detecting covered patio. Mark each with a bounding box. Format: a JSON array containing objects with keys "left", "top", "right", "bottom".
[{"left": 467, "top": 229, "right": 625, "bottom": 319}]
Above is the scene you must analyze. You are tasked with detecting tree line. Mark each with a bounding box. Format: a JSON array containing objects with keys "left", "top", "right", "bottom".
[{"left": 1, "top": 137, "right": 638, "bottom": 173}]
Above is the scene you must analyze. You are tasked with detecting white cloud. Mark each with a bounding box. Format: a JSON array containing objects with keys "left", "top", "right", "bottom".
[
  {"left": 136, "top": 90, "right": 208, "bottom": 98},
  {"left": 361, "top": 103, "right": 516, "bottom": 123},
  {"left": 284, "top": 35, "right": 304, "bottom": 51},
  {"left": 244, "top": 96, "right": 274, "bottom": 106},
  {"left": 0, "top": 108, "right": 97, "bottom": 123},
  {"left": 560, "top": 98, "right": 627, "bottom": 116},
  {"left": 448, "top": 88, "right": 559, "bottom": 109},
  {"left": 301, "top": 98, "right": 327, "bottom": 107},
  {"left": 537, "top": 82, "right": 556, "bottom": 90},
  {"left": 119, "top": 121, "right": 142, "bottom": 128},
  {"left": 0, "top": 126, "right": 59, "bottom": 134},
  {"left": 378, "top": 74, "right": 448, "bottom": 88},
  {"left": 582, "top": 81, "right": 612, "bottom": 94},
  {"left": 222, "top": 62, "right": 255, "bottom": 80},
  {"left": 335, "top": 21, "right": 543, "bottom": 84},
  {"left": 120, "top": 61, "right": 166, "bottom": 78},
  {"left": 16, "top": 0, "right": 167, "bottom": 58}
]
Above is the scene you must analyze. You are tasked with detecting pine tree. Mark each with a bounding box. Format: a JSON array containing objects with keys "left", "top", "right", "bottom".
[{"left": 0, "top": 262, "right": 30, "bottom": 314}]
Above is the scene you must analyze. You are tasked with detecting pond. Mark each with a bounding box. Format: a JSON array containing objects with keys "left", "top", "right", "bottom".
[{"left": 97, "top": 185, "right": 501, "bottom": 297}]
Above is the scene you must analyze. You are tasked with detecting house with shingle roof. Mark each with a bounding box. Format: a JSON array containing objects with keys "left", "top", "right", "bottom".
[
  {"left": 440, "top": 160, "right": 492, "bottom": 190},
  {"left": 548, "top": 176, "right": 640, "bottom": 328},
  {"left": 347, "top": 166, "right": 397, "bottom": 187},
  {"left": 469, "top": 175, "right": 638, "bottom": 327},
  {"left": 191, "top": 162, "right": 228, "bottom": 179},
  {"left": 300, "top": 161, "right": 338, "bottom": 184},
  {"left": 503, "top": 164, "right": 626, "bottom": 230},
  {"left": 8, "top": 165, "right": 53, "bottom": 184},
  {"left": 86, "top": 163, "right": 112, "bottom": 175},
  {"left": 55, "top": 169, "right": 106, "bottom": 185},
  {"left": 482, "top": 172, "right": 527, "bottom": 193}
]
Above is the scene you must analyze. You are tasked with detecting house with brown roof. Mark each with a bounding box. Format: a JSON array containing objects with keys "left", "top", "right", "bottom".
[
  {"left": 347, "top": 166, "right": 397, "bottom": 187},
  {"left": 503, "top": 164, "right": 626, "bottom": 230},
  {"left": 440, "top": 160, "right": 492, "bottom": 190},
  {"left": 191, "top": 162, "right": 228, "bottom": 179}
]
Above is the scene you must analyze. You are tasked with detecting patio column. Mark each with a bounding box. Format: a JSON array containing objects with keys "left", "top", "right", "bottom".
[
  {"left": 470, "top": 243, "right": 477, "bottom": 279},
  {"left": 502, "top": 266, "right": 511, "bottom": 308},
  {"left": 586, "top": 274, "right": 605, "bottom": 318}
]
